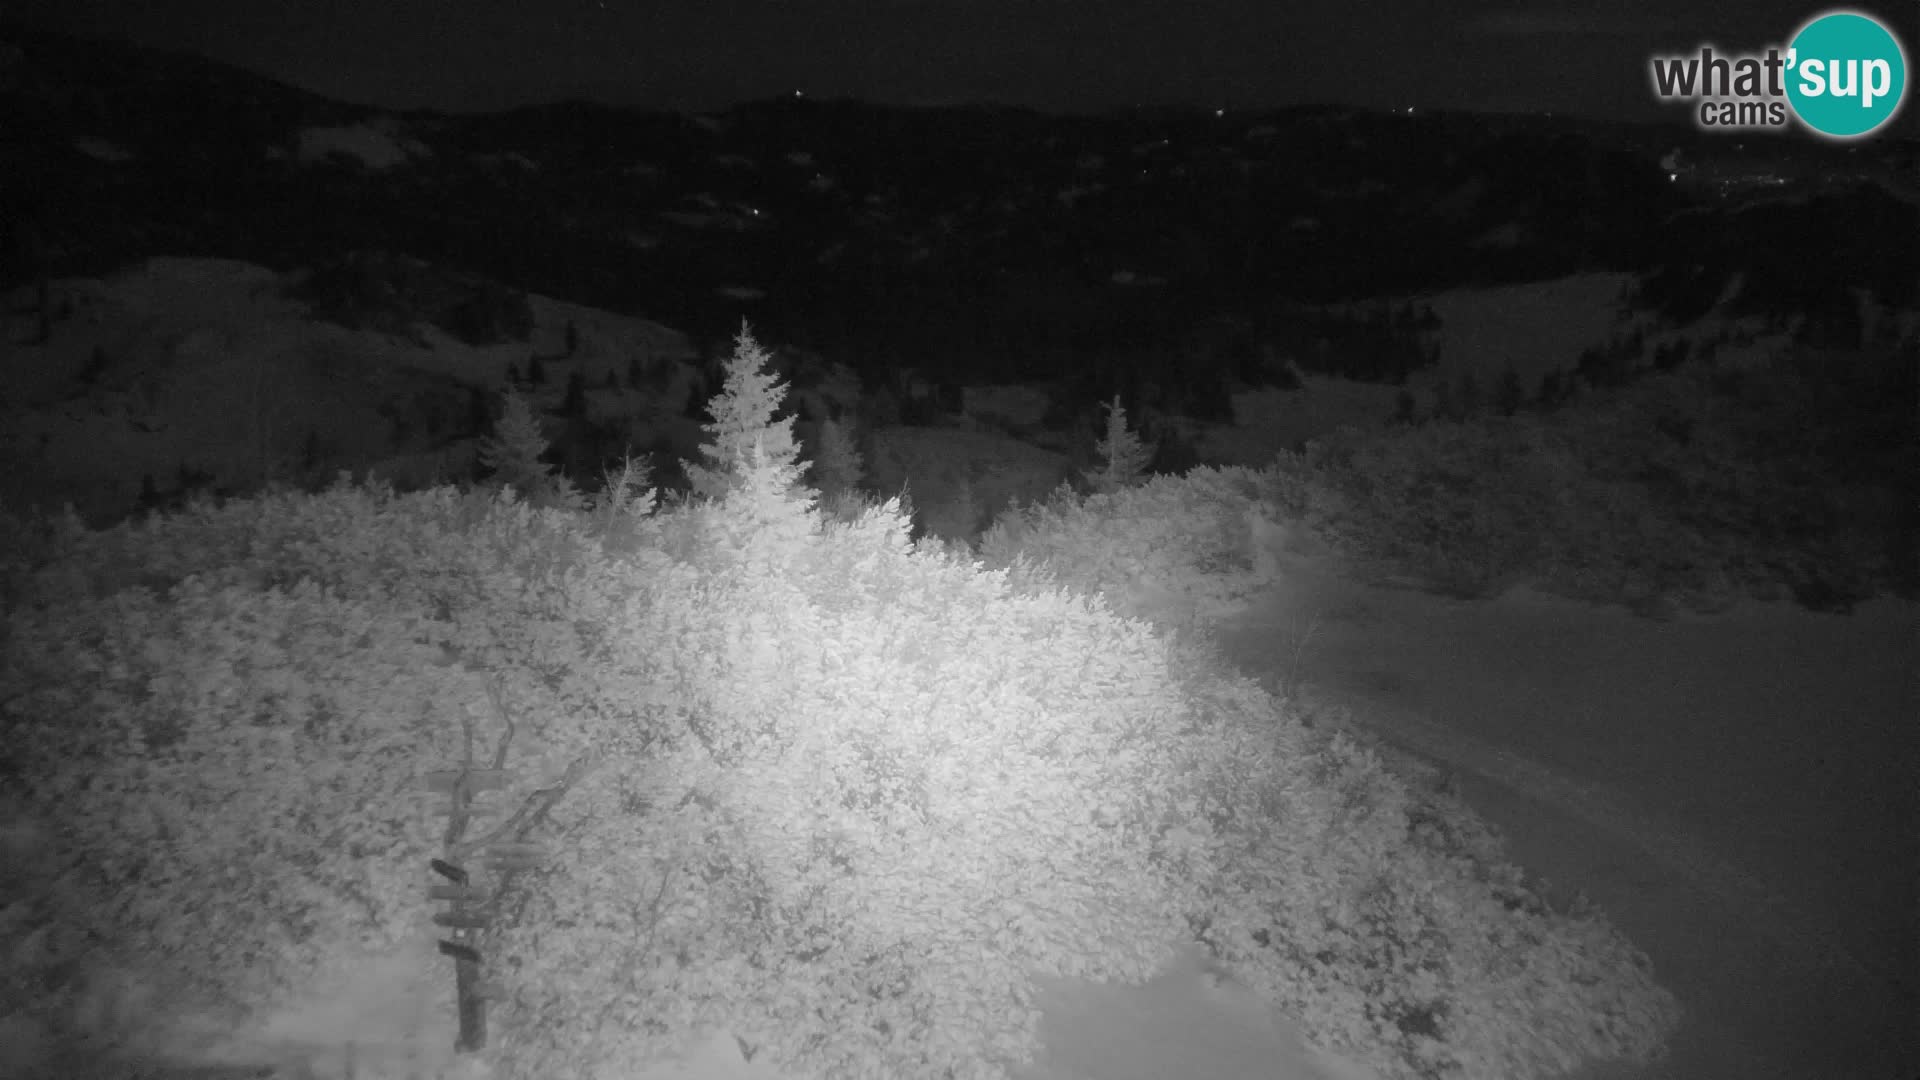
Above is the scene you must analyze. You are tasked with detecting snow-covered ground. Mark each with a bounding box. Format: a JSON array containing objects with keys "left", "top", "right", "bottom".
[
  {"left": 626, "top": 949, "right": 1382, "bottom": 1080},
  {"left": 0, "top": 258, "right": 703, "bottom": 524},
  {"left": 1205, "top": 550, "right": 1918, "bottom": 1080}
]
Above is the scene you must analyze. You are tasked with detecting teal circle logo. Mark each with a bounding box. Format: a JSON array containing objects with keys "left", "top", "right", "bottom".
[{"left": 1785, "top": 10, "right": 1907, "bottom": 138}]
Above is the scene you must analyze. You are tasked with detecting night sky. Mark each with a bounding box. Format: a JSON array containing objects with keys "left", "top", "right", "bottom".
[{"left": 9, "top": 0, "right": 1916, "bottom": 123}]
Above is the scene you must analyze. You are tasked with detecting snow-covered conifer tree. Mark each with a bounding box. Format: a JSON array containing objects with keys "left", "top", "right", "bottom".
[
  {"left": 1086, "top": 394, "right": 1151, "bottom": 494},
  {"left": 684, "top": 322, "right": 808, "bottom": 503},
  {"left": 807, "top": 415, "right": 865, "bottom": 500},
  {"left": 477, "top": 387, "right": 581, "bottom": 509}
]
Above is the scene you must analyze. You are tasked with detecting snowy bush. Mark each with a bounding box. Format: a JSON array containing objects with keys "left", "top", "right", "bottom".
[
  {"left": 1173, "top": 690, "right": 1678, "bottom": 1078},
  {"left": 1283, "top": 354, "right": 1914, "bottom": 614},
  {"left": 0, "top": 343, "right": 1685, "bottom": 1080},
  {"left": 2, "top": 511, "right": 459, "bottom": 1055},
  {"left": 977, "top": 464, "right": 1285, "bottom": 627},
  {"left": 0, "top": 480, "right": 679, "bottom": 1067},
  {"left": 478, "top": 472, "right": 1218, "bottom": 1079}
]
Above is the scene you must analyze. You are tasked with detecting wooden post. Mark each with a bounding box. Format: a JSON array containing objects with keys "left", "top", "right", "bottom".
[
  {"left": 430, "top": 765, "right": 500, "bottom": 1055},
  {"left": 425, "top": 761, "right": 553, "bottom": 1055},
  {"left": 453, "top": 945, "right": 488, "bottom": 1053}
]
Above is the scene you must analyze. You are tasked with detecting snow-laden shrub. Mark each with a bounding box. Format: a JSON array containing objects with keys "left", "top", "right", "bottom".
[
  {"left": 1, "top": 566, "right": 455, "bottom": 1049},
  {"left": 2, "top": 452, "right": 1682, "bottom": 1080},
  {"left": 976, "top": 464, "right": 1283, "bottom": 626},
  {"left": 1286, "top": 358, "right": 1913, "bottom": 613},
  {"left": 0, "top": 481, "right": 681, "bottom": 1064},
  {"left": 1172, "top": 687, "right": 1679, "bottom": 1078},
  {"left": 915, "top": 472, "right": 985, "bottom": 546},
  {"left": 480, "top": 471, "right": 1224, "bottom": 1079},
  {"left": 482, "top": 453, "right": 1676, "bottom": 1080},
  {"left": 1297, "top": 417, "right": 1568, "bottom": 597}
]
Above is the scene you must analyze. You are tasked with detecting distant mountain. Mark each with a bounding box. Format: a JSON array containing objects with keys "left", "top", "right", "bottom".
[{"left": 1, "top": 17, "right": 1911, "bottom": 373}]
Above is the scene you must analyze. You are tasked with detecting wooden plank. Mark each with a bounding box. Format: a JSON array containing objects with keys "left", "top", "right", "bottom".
[
  {"left": 424, "top": 769, "right": 510, "bottom": 793},
  {"left": 433, "top": 910, "right": 494, "bottom": 929}
]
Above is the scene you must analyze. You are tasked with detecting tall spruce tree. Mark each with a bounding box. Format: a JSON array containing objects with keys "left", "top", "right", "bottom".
[
  {"left": 807, "top": 416, "right": 865, "bottom": 500},
  {"left": 683, "top": 322, "right": 808, "bottom": 503},
  {"left": 477, "top": 387, "right": 580, "bottom": 509},
  {"left": 1086, "top": 394, "right": 1151, "bottom": 494}
]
